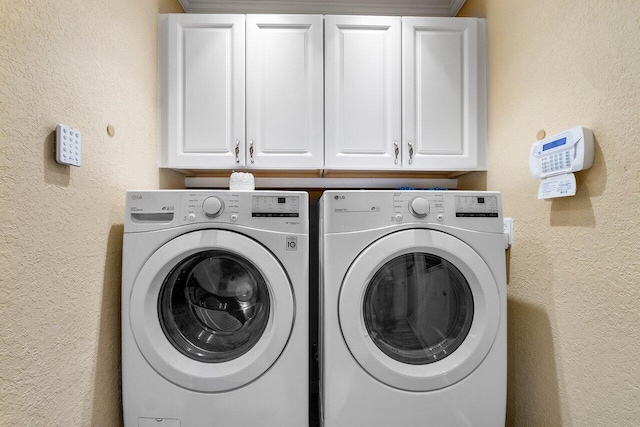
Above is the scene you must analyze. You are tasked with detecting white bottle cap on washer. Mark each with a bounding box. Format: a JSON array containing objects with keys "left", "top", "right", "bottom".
[{"left": 229, "top": 172, "right": 255, "bottom": 191}]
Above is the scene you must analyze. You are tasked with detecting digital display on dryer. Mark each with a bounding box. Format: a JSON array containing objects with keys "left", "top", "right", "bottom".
[{"left": 454, "top": 196, "right": 499, "bottom": 217}]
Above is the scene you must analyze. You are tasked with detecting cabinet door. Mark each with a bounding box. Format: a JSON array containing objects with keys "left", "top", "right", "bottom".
[
  {"left": 159, "top": 14, "right": 245, "bottom": 169},
  {"left": 402, "top": 17, "right": 487, "bottom": 170},
  {"left": 325, "top": 16, "right": 401, "bottom": 170},
  {"left": 246, "top": 15, "right": 323, "bottom": 169}
]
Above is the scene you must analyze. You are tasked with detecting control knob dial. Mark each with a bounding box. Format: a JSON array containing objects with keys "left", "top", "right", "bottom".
[
  {"left": 202, "top": 196, "right": 224, "bottom": 217},
  {"left": 409, "top": 197, "right": 430, "bottom": 218}
]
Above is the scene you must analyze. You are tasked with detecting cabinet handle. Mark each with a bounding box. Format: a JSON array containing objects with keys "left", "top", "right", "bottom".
[
  {"left": 249, "top": 140, "right": 255, "bottom": 164},
  {"left": 394, "top": 142, "right": 399, "bottom": 165},
  {"left": 408, "top": 142, "right": 414, "bottom": 165},
  {"left": 234, "top": 141, "right": 240, "bottom": 163}
]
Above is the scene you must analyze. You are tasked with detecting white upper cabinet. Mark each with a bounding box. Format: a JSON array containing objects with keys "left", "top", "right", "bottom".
[
  {"left": 402, "top": 17, "right": 486, "bottom": 170},
  {"left": 325, "top": 16, "right": 486, "bottom": 171},
  {"left": 246, "top": 14, "right": 324, "bottom": 169},
  {"left": 324, "top": 16, "right": 401, "bottom": 170},
  {"left": 159, "top": 14, "right": 245, "bottom": 169},
  {"left": 160, "top": 14, "right": 323, "bottom": 170},
  {"left": 159, "top": 13, "right": 486, "bottom": 173}
]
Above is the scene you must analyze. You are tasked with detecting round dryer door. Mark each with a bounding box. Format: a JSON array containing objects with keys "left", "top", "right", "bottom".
[
  {"left": 129, "top": 230, "right": 294, "bottom": 392},
  {"left": 339, "top": 229, "right": 500, "bottom": 392}
]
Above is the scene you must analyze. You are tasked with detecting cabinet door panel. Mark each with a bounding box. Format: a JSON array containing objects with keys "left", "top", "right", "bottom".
[
  {"left": 416, "top": 29, "right": 463, "bottom": 154},
  {"left": 246, "top": 14, "right": 323, "bottom": 169},
  {"left": 183, "top": 27, "right": 230, "bottom": 152},
  {"left": 403, "top": 17, "right": 486, "bottom": 170},
  {"left": 325, "top": 16, "right": 401, "bottom": 170},
  {"left": 160, "top": 14, "right": 245, "bottom": 169}
]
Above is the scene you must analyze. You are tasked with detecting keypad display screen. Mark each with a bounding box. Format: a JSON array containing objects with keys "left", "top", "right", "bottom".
[{"left": 542, "top": 137, "right": 567, "bottom": 152}]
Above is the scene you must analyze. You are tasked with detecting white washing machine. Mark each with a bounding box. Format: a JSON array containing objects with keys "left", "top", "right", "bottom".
[
  {"left": 320, "top": 190, "right": 506, "bottom": 426},
  {"left": 122, "top": 190, "right": 309, "bottom": 427}
]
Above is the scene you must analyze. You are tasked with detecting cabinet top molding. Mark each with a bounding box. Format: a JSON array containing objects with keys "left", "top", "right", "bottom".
[{"left": 177, "top": 0, "right": 467, "bottom": 17}]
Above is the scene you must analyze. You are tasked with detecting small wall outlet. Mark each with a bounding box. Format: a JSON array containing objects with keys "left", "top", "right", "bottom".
[
  {"left": 56, "top": 124, "right": 82, "bottom": 167},
  {"left": 503, "top": 217, "right": 514, "bottom": 249}
]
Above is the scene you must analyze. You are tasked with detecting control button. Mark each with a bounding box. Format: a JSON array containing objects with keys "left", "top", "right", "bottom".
[
  {"left": 202, "top": 196, "right": 224, "bottom": 217},
  {"left": 230, "top": 214, "right": 238, "bottom": 222},
  {"left": 395, "top": 214, "right": 403, "bottom": 222},
  {"left": 409, "top": 197, "right": 429, "bottom": 218},
  {"left": 437, "top": 214, "right": 444, "bottom": 222},
  {"left": 188, "top": 213, "right": 196, "bottom": 221}
]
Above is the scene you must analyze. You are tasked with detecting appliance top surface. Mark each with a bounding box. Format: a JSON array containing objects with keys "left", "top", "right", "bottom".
[
  {"left": 321, "top": 190, "right": 503, "bottom": 234},
  {"left": 124, "top": 190, "right": 309, "bottom": 233}
]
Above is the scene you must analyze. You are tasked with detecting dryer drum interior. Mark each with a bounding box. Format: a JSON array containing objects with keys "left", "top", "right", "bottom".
[
  {"left": 158, "top": 250, "right": 271, "bottom": 363},
  {"left": 363, "top": 253, "right": 474, "bottom": 365}
]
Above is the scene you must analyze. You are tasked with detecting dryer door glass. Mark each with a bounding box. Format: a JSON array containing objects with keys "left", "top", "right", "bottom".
[
  {"left": 158, "top": 250, "right": 270, "bottom": 363},
  {"left": 363, "top": 253, "right": 473, "bottom": 365}
]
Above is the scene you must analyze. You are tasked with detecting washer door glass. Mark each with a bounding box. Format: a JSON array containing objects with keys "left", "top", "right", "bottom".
[
  {"left": 159, "top": 250, "right": 270, "bottom": 363},
  {"left": 129, "top": 230, "right": 295, "bottom": 392},
  {"left": 363, "top": 253, "right": 473, "bottom": 365}
]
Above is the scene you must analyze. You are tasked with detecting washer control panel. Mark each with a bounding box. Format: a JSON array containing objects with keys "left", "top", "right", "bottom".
[
  {"left": 202, "top": 196, "right": 224, "bottom": 217},
  {"left": 251, "top": 195, "right": 299, "bottom": 218},
  {"left": 125, "top": 190, "right": 307, "bottom": 233},
  {"left": 408, "top": 197, "right": 430, "bottom": 217},
  {"left": 184, "top": 193, "right": 300, "bottom": 222}
]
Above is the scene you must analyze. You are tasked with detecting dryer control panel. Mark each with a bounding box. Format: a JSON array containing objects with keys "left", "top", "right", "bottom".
[
  {"left": 454, "top": 195, "right": 499, "bottom": 218},
  {"left": 322, "top": 190, "right": 502, "bottom": 234},
  {"left": 393, "top": 193, "right": 445, "bottom": 219}
]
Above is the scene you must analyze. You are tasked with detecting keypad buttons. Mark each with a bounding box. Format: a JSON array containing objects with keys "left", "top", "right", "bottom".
[
  {"left": 541, "top": 150, "right": 572, "bottom": 175},
  {"left": 55, "top": 124, "right": 82, "bottom": 167}
]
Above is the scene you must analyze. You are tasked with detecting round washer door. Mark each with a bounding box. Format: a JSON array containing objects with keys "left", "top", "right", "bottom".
[
  {"left": 130, "top": 230, "right": 294, "bottom": 392},
  {"left": 339, "top": 229, "right": 500, "bottom": 392}
]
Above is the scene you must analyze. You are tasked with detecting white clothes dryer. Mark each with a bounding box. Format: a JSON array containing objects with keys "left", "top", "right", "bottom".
[
  {"left": 122, "top": 190, "right": 309, "bottom": 427},
  {"left": 320, "top": 190, "right": 506, "bottom": 426}
]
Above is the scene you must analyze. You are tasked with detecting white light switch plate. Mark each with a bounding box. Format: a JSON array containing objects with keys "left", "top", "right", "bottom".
[{"left": 56, "top": 124, "right": 82, "bottom": 166}]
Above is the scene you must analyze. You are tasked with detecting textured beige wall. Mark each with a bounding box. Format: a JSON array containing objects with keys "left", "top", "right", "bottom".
[
  {"left": 0, "top": 0, "right": 184, "bottom": 425},
  {"left": 458, "top": 0, "right": 640, "bottom": 425}
]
